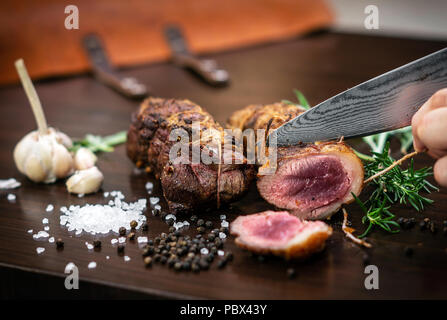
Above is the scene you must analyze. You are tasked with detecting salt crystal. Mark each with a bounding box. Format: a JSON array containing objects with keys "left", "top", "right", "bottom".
[
  {"left": 36, "top": 247, "right": 45, "bottom": 254},
  {"left": 221, "top": 221, "right": 229, "bottom": 228},
  {"left": 200, "top": 248, "right": 209, "bottom": 255},
  {"left": 45, "top": 204, "right": 54, "bottom": 212},
  {"left": 118, "top": 237, "right": 126, "bottom": 244},
  {"left": 149, "top": 197, "right": 159, "bottom": 206},
  {"left": 27, "top": 229, "right": 33, "bottom": 234},
  {"left": 219, "top": 232, "right": 227, "bottom": 239},
  {"left": 0, "top": 178, "right": 21, "bottom": 189},
  {"left": 106, "top": 256, "right": 110, "bottom": 260},
  {"left": 85, "top": 242, "right": 94, "bottom": 250},
  {"left": 165, "top": 214, "right": 176, "bottom": 221},
  {"left": 44, "top": 226, "right": 50, "bottom": 231},
  {"left": 48, "top": 237, "right": 55, "bottom": 243},
  {"left": 124, "top": 256, "right": 131, "bottom": 262},
  {"left": 77, "top": 193, "right": 84, "bottom": 198},
  {"left": 145, "top": 182, "right": 154, "bottom": 190},
  {"left": 42, "top": 218, "right": 49, "bottom": 224},
  {"left": 111, "top": 238, "right": 118, "bottom": 245},
  {"left": 137, "top": 236, "right": 148, "bottom": 244},
  {"left": 33, "top": 231, "right": 49, "bottom": 239},
  {"left": 220, "top": 215, "right": 226, "bottom": 220},
  {"left": 88, "top": 261, "right": 97, "bottom": 269},
  {"left": 7, "top": 194, "right": 16, "bottom": 201},
  {"left": 75, "top": 229, "right": 82, "bottom": 235},
  {"left": 103, "top": 192, "right": 109, "bottom": 197},
  {"left": 60, "top": 206, "right": 68, "bottom": 213},
  {"left": 218, "top": 250, "right": 224, "bottom": 256}
]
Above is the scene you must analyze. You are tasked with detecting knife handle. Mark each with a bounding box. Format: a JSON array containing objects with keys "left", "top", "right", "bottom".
[
  {"left": 164, "top": 25, "right": 229, "bottom": 87},
  {"left": 82, "top": 34, "right": 149, "bottom": 99}
]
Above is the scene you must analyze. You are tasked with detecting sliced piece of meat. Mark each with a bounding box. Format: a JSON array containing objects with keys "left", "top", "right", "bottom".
[
  {"left": 230, "top": 210, "right": 332, "bottom": 259},
  {"left": 127, "top": 97, "right": 255, "bottom": 213},
  {"left": 227, "top": 102, "right": 364, "bottom": 220},
  {"left": 257, "top": 142, "right": 363, "bottom": 220}
]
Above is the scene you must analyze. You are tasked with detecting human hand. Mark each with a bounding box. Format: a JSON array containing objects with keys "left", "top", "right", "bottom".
[{"left": 412, "top": 89, "right": 447, "bottom": 187}]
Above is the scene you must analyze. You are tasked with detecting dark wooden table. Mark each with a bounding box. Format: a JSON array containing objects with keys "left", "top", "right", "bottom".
[{"left": 1, "top": 32, "right": 447, "bottom": 299}]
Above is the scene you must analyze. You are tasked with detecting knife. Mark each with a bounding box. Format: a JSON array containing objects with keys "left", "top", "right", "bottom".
[
  {"left": 164, "top": 25, "right": 230, "bottom": 86},
  {"left": 273, "top": 48, "right": 447, "bottom": 147},
  {"left": 82, "top": 34, "right": 149, "bottom": 99}
]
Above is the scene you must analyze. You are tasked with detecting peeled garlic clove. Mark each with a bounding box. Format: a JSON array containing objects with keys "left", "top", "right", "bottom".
[
  {"left": 66, "top": 166, "right": 103, "bottom": 194},
  {"left": 74, "top": 147, "right": 97, "bottom": 170}
]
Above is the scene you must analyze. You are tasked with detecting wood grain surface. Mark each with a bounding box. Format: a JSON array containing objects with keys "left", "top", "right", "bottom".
[{"left": 0, "top": 32, "right": 447, "bottom": 299}]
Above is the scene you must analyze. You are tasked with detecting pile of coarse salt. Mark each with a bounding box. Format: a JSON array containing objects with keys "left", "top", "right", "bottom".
[{"left": 59, "top": 191, "right": 147, "bottom": 235}]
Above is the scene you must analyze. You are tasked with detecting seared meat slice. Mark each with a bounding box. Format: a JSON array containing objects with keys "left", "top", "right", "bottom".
[
  {"left": 228, "top": 102, "right": 364, "bottom": 220},
  {"left": 230, "top": 210, "right": 332, "bottom": 259},
  {"left": 127, "top": 97, "right": 255, "bottom": 213}
]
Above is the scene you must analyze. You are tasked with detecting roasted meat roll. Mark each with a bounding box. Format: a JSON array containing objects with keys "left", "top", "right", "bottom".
[
  {"left": 230, "top": 210, "right": 332, "bottom": 259},
  {"left": 127, "top": 97, "right": 255, "bottom": 213},
  {"left": 228, "top": 103, "right": 364, "bottom": 220}
]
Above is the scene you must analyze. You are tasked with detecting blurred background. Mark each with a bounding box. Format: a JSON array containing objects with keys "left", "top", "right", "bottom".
[{"left": 0, "top": 0, "right": 446, "bottom": 85}]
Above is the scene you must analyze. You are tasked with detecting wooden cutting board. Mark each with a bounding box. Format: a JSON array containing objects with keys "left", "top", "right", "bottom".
[{"left": 1, "top": 32, "right": 447, "bottom": 299}]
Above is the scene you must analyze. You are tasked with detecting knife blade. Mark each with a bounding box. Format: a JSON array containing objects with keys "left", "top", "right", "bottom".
[{"left": 273, "top": 48, "right": 447, "bottom": 147}]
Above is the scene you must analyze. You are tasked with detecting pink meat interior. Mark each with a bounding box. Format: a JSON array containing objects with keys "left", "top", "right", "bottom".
[
  {"left": 268, "top": 155, "right": 350, "bottom": 211},
  {"left": 241, "top": 212, "right": 303, "bottom": 246}
]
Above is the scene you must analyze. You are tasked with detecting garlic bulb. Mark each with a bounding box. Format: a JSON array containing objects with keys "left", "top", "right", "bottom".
[
  {"left": 14, "top": 128, "right": 74, "bottom": 183},
  {"left": 66, "top": 166, "right": 104, "bottom": 194},
  {"left": 74, "top": 147, "right": 97, "bottom": 170}
]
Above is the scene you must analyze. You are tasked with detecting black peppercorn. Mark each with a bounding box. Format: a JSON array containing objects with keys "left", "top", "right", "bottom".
[
  {"left": 217, "top": 259, "right": 227, "bottom": 269},
  {"left": 192, "top": 263, "right": 200, "bottom": 273},
  {"left": 93, "top": 240, "right": 101, "bottom": 248},
  {"left": 224, "top": 252, "right": 234, "bottom": 261},
  {"left": 183, "top": 261, "right": 191, "bottom": 271},
  {"left": 190, "top": 215, "right": 198, "bottom": 222},
  {"left": 128, "top": 232, "right": 136, "bottom": 240},
  {"left": 362, "top": 253, "right": 370, "bottom": 265},
  {"left": 144, "top": 257, "right": 152, "bottom": 267},
  {"left": 142, "top": 223, "right": 149, "bottom": 231},
  {"left": 287, "top": 268, "right": 296, "bottom": 279},
  {"left": 419, "top": 220, "right": 427, "bottom": 230},
  {"left": 117, "top": 244, "right": 125, "bottom": 253},
  {"left": 205, "top": 221, "right": 213, "bottom": 229},
  {"left": 56, "top": 238, "right": 64, "bottom": 249},
  {"left": 404, "top": 246, "right": 413, "bottom": 257},
  {"left": 160, "top": 256, "right": 168, "bottom": 264},
  {"left": 199, "top": 259, "right": 209, "bottom": 270},
  {"left": 197, "top": 226, "right": 205, "bottom": 234},
  {"left": 119, "top": 227, "right": 126, "bottom": 236},
  {"left": 174, "top": 262, "right": 183, "bottom": 271},
  {"left": 208, "top": 233, "right": 216, "bottom": 241},
  {"left": 130, "top": 220, "right": 138, "bottom": 229},
  {"left": 197, "top": 219, "right": 204, "bottom": 227},
  {"left": 142, "top": 247, "right": 154, "bottom": 257}
]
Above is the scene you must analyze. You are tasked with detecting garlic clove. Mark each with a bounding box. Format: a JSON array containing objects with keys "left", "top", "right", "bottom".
[
  {"left": 23, "top": 153, "right": 49, "bottom": 183},
  {"left": 66, "top": 166, "right": 104, "bottom": 194},
  {"left": 52, "top": 142, "right": 74, "bottom": 179},
  {"left": 74, "top": 147, "right": 97, "bottom": 170},
  {"left": 13, "top": 131, "right": 36, "bottom": 174},
  {"left": 55, "top": 130, "right": 73, "bottom": 149}
]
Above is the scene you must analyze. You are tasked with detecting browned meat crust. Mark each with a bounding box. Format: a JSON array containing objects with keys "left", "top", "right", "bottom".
[{"left": 127, "top": 97, "right": 255, "bottom": 213}]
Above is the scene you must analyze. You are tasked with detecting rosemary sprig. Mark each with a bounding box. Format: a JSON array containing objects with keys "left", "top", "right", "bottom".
[
  {"left": 356, "top": 142, "right": 438, "bottom": 237},
  {"left": 70, "top": 131, "right": 127, "bottom": 153}
]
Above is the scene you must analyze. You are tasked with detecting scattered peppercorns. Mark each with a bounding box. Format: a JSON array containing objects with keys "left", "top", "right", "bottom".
[{"left": 119, "top": 227, "right": 126, "bottom": 236}]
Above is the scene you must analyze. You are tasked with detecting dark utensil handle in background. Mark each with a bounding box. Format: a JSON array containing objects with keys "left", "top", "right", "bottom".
[
  {"left": 82, "top": 34, "right": 149, "bottom": 99},
  {"left": 164, "top": 25, "right": 229, "bottom": 87}
]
